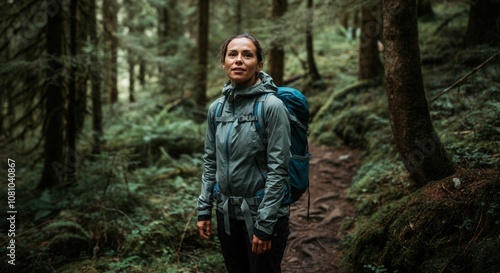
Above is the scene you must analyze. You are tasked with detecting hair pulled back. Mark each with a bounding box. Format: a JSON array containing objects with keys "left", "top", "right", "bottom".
[{"left": 219, "top": 33, "right": 265, "bottom": 63}]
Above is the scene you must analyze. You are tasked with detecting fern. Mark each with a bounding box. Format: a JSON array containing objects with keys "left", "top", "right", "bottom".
[{"left": 43, "top": 220, "right": 90, "bottom": 238}]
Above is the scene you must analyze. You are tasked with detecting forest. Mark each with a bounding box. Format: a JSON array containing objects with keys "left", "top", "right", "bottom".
[{"left": 0, "top": 0, "right": 499, "bottom": 272}]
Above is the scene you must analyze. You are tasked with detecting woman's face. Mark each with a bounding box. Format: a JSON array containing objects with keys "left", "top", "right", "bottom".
[{"left": 222, "top": 37, "right": 263, "bottom": 86}]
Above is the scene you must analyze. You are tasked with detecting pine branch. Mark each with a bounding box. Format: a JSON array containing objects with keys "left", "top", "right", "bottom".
[
  {"left": 433, "top": 11, "right": 467, "bottom": 36},
  {"left": 3, "top": 93, "right": 44, "bottom": 133},
  {"left": 10, "top": 27, "right": 46, "bottom": 60}
]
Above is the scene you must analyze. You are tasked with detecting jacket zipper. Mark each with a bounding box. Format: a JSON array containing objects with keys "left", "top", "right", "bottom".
[{"left": 224, "top": 89, "right": 235, "bottom": 196}]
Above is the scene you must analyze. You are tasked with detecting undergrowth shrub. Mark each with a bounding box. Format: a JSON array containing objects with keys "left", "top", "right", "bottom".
[
  {"left": 105, "top": 106, "right": 205, "bottom": 164},
  {"left": 1, "top": 122, "right": 214, "bottom": 273}
]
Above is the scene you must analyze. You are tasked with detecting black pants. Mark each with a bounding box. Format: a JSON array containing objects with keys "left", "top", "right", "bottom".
[{"left": 216, "top": 211, "right": 290, "bottom": 273}]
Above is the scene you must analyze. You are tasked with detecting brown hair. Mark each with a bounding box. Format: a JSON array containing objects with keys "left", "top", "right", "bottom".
[{"left": 219, "top": 33, "right": 265, "bottom": 63}]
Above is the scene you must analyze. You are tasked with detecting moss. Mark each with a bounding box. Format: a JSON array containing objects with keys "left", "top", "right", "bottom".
[
  {"left": 310, "top": 81, "right": 391, "bottom": 150},
  {"left": 343, "top": 169, "right": 500, "bottom": 273},
  {"left": 469, "top": 238, "right": 500, "bottom": 273}
]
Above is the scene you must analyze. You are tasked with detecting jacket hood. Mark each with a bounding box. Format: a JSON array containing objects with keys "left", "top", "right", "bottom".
[{"left": 221, "top": 71, "right": 278, "bottom": 99}]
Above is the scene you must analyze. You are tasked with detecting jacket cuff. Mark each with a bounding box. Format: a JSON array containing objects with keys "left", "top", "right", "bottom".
[{"left": 254, "top": 227, "right": 273, "bottom": 241}]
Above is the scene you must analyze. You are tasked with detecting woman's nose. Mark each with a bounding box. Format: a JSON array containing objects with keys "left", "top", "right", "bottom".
[{"left": 235, "top": 54, "right": 242, "bottom": 63}]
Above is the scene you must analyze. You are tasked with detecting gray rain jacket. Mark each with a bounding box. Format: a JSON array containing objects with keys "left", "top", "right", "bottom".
[{"left": 198, "top": 71, "right": 291, "bottom": 239}]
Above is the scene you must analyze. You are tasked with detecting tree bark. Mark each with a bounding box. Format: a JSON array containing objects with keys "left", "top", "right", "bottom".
[
  {"left": 383, "top": 0, "right": 455, "bottom": 186},
  {"left": 306, "top": 0, "right": 325, "bottom": 89},
  {"left": 126, "top": 5, "right": 137, "bottom": 103},
  {"left": 236, "top": 1, "right": 243, "bottom": 34},
  {"left": 76, "top": 1, "right": 88, "bottom": 134},
  {"left": 195, "top": 0, "right": 209, "bottom": 108},
  {"left": 0, "top": 85, "right": 4, "bottom": 135},
  {"left": 128, "top": 54, "right": 136, "bottom": 102},
  {"left": 464, "top": 0, "right": 500, "bottom": 47},
  {"left": 417, "top": 0, "right": 434, "bottom": 18},
  {"left": 89, "top": 0, "right": 103, "bottom": 154},
  {"left": 157, "top": 4, "right": 169, "bottom": 93},
  {"left": 268, "top": 0, "right": 287, "bottom": 86},
  {"left": 66, "top": 0, "right": 78, "bottom": 184},
  {"left": 103, "top": 0, "right": 119, "bottom": 104},
  {"left": 139, "top": 60, "right": 146, "bottom": 87},
  {"left": 358, "top": 1, "right": 383, "bottom": 80},
  {"left": 39, "top": 2, "right": 65, "bottom": 190}
]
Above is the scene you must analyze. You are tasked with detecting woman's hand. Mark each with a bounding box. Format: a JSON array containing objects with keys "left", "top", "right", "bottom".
[
  {"left": 252, "top": 235, "right": 272, "bottom": 255},
  {"left": 197, "top": 220, "right": 212, "bottom": 240}
]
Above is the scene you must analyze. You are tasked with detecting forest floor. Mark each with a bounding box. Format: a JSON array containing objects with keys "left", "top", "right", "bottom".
[{"left": 282, "top": 143, "right": 362, "bottom": 273}]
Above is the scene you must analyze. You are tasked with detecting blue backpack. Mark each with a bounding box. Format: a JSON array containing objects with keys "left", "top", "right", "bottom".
[{"left": 253, "top": 87, "right": 310, "bottom": 204}]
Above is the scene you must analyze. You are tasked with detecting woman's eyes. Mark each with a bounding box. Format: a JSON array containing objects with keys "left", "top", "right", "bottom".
[{"left": 227, "top": 52, "right": 253, "bottom": 58}]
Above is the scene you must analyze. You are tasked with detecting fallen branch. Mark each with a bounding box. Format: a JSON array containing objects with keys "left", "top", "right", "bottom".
[{"left": 430, "top": 50, "right": 500, "bottom": 102}]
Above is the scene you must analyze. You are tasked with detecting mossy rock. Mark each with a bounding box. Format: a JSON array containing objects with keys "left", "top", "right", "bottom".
[{"left": 344, "top": 169, "right": 500, "bottom": 273}]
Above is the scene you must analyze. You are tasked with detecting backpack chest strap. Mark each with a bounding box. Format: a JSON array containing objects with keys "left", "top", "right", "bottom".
[{"left": 215, "top": 115, "right": 258, "bottom": 124}]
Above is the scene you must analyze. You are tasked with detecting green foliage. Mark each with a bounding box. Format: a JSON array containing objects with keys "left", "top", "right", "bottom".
[
  {"left": 364, "top": 264, "right": 398, "bottom": 273},
  {"left": 4, "top": 116, "right": 213, "bottom": 273},
  {"left": 348, "top": 157, "right": 412, "bottom": 215},
  {"left": 310, "top": 80, "right": 392, "bottom": 153},
  {"left": 43, "top": 220, "right": 91, "bottom": 240},
  {"left": 104, "top": 104, "right": 205, "bottom": 162}
]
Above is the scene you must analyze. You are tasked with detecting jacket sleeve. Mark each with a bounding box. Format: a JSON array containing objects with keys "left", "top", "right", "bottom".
[
  {"left": 254, "top": 95, "right": 291, "bottom": 238},
  {"left": 197, "top": 101, "right": 219, "bottom": 221}
]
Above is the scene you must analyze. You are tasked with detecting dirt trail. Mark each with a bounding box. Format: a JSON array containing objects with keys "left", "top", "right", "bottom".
[{"left": 282, "top": 144, "right": 361, "bottom": 273}]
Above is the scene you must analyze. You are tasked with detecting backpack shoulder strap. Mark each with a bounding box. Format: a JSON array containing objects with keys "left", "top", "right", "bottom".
[
  {"left": 213, "top": 96, "right": 228, "bottom": 128},
  {"left": 253, "top": 93, "right": 272, "bottom": 144}
]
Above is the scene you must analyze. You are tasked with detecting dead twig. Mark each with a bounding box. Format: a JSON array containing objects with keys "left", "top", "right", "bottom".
[{"left": 177, "top": 206, "right": 197, "bottom": 261}]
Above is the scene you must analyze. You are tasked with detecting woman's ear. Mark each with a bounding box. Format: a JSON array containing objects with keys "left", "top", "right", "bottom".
[{"left": 257, "top": 61, "right": 263, "bottom": 72}]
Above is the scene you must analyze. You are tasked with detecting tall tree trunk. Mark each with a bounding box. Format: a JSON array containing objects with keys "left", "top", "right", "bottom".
[
  {"left": 66, "top": 0, "right": 78, "bottom": 184},
  {"left": 195, "top": 0, "right": 209, "bottom": 108},
  {"left": 0, "top": 46, "right": 7, "bottom": 135},
  {"left": 417, "top": 0, "right": 434, "bottom": 18},
  {"left": 157, "top": 5, "right": 169, "bottom": 93},
  {"left": 0, "top": 93, "right": 3, "bottom": 136},
  {"left": 6, "top": 90, "right": 14, "bottom": 136},
  {"left": 268, "top": 0, "right": 287, "bottom": 86},
  {"left": 358, "top": 1, "right": 383, "bottom": 80},
  {"left": 383, "top": 0, "right": 455, "bottom": 186},
  {"left": 306, "top": 0, "right": 325, "bottom": 89},
  {"left": 236, "top": 1, "right": 243, "bottom": 34},
  {"left": 128, "top": 54, "right": 136, "bottom": 102},
  {"left": 137, "top": 24, "right": 146, "bottom": 88},
  {"left": 76, "top": 1, "right": 88, "bottom": 135},
  {"left": 90, "top": 0, "right": 103, "bottom": 154},
  {"left": 339, "top": 12, "right": 349, "bottom": 36},
  {"left": 126, "top": 6, "right": 137, "bottom": 103},
  {"left": 139, "top": 59, "right": 146, "bottom": 87},
  {"left": 464, "top": 0, "right": 500, "bottom": 47},
  {"left": 39, "top": 2, "right": 65, "bottom": 190},
  {"left": 103, "top": 0, "right": 118, "bottom": 104}
]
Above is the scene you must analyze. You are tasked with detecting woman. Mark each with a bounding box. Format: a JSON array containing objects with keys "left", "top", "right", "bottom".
[{"left": 197, "top": 33, "right": 291, "bottom": 273}]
